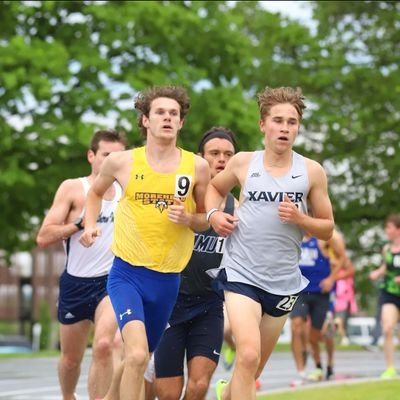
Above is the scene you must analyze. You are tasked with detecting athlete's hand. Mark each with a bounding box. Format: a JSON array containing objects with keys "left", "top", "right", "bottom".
[
  {"left": 209, "top": 210, "right": 239, "bottom": 237},
  {"left": 320, "top": 276, "right": 334, "bottom": 293},
  {"left": 369, "top": 269, "right": 381, "bottom": 281},
  {"left": 168, "top": 198, "right": 191, "bottom": 226},
  {"left": 79, "top": 226, "right": 102, "bottom": 247},
  {"left": 278, "top": 194, "right": 300, "bottom": 224}
]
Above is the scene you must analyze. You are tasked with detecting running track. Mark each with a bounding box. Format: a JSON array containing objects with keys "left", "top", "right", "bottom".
[{"left": 0, "top": 349, "right": 398, "bottom": 399}]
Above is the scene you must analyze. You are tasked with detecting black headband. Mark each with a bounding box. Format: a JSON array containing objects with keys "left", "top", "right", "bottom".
[{"left": 198, "top": 131, "right": 236, "bottom": 153}]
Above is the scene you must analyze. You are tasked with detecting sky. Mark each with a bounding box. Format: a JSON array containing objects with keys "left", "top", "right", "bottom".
[
  {"left": 260, "top": 1, "right": 313, "bottom": 23},
  {"left": 260, "top": 0, "right": 316, "bottom": 34}
]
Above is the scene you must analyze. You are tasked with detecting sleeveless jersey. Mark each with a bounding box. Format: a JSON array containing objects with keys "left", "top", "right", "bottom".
[
  {"left": 382, "top": 249, "right": 400, "bottom": 296},
  {"left": 64, "top": 178, "right": 121, "bottom": 277},
  {"left": 218, "top": 150, "right": 309, "bottom": 295},
  {"left": 299, "top": 237, "right": 331, "bottom": 293},
  {"left": 112, "top": 146, "right": 196, "bottom": 273},
  {"left": 180, "top": 193, "right": 235, "bottom": 296}
]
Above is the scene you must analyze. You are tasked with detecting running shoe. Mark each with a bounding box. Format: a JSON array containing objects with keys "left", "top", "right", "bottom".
[
  {"left": 255, "top": 378, "right": 262, "bottom": 391},
  {"left": 364, "top": 344, "right": 380, "bottom": 352},
  {"left": 307, "top": 367, "right": 323, "bottom": 381},
  {"left": 326, "top": 366, "right": 334, "bottom": 380},
  {"left": 289, "top": 378, "right": 305, "bottom": 387},
  {"left": 290, "top": 371, "right": 306, "bottom": 387},
  {"left": 215, "top": 379, "right": 228, "bottom": 400},
  {"left": 340, "top": 336, "right": 350, "bottom": 346},
  {"left": 380, "top": 367, "right": 398, "bottom": 379},
  {"left": 223, "top": 347, "right": 236, "bottom": 370}
]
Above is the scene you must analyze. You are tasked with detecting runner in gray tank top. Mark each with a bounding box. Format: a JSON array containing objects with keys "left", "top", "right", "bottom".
[
  {"left": 220, "top": 149, "right": 309, "bottom": 295},
  {"left": 206, "top": 86, "right": 335, "bottom": 400}
]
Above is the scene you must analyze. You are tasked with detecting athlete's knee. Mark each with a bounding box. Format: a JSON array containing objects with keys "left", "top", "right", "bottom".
[
  {"left": 236, "top": 346, "right": 260, "bottom": 371},
  {"left": 92, "top": 336, "right": 114, "bottom": 361},
  {"left": 59, "top": 354, "right": 81, "bottom": 371},
  {"left": 309, "top": 327, "right": 322, "bottom": 342},
  {"left": 291, "top": 317, "right": 305, "bottom": 334},
  {"left": 124, "top": 348, "right": 149, "bottom": 371},
  {"left": 157, "top": 385, "right": 183, "bottom": 400},
  {"left": 382, "top": 323, "right": 396, "bottom": 337},
  {"left": 185, "top": 375, "right": 210, "bottom": 397}
]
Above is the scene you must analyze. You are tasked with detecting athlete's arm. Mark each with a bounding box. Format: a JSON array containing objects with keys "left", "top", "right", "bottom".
[
  {"left": 339, "top": 257, "right": 356, "bottom": 280},
  {"left": 320, "top": 230, "right": 347, "bottom": 292},
  {"left": 328, "top": 230, "right": 347, "bottom": 279},
  {"left": 206, "top": 153, "right": 242, "bottom": 237},
  {"left": 36, "top": 179, "right": 82, "bottom": 248},
  {"left": 190, "top": 155, "right": 211, "bottom": 231},
  {"left": 79, "top": 154, "right": 118, "bottom": 247},
  {"left": 280, "top": 159, "right": 334, "bottom": 241},
  {"left": 370, "top": 245, "right": 388, "bottom": 281},
  {"left": 172, "top": 155, "right": 211, "bottom": 231}
]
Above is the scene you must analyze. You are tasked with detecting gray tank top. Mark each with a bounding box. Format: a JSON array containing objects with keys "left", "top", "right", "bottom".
[{"left": 219, "top": 150, "right": 309, "bottom": 295}]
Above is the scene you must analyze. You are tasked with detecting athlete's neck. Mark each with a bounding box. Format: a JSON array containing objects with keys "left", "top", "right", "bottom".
[
  {"left": 390, "top": 237, "right": 400, "bottom": 252},
  {"left": 263, "top": 149, "right": 292, "bottom": 168},
  {"left": 145, "top": 144, "right": 181, "bottom": 173},
  {"left": 263, "top": 149, "right": 292, "bottom": 176}
]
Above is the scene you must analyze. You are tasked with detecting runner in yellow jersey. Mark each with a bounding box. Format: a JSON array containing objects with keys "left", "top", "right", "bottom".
[{"left": 80, "top": 85, "right": 210, "bottom": 400}]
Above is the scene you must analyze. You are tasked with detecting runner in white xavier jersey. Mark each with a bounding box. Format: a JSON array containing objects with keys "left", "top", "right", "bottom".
[
  {"left": 36, "top": 130, "right": 127, "bottom": 400},
  {"left": 206, "top": 87, "right": 334, "bottom": 400}
]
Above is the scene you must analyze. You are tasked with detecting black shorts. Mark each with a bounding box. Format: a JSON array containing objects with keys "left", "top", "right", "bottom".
[
  {"left": 154, "top": 292, "right": 223, "bottom": 378},
  {"left": 213, "top": 269, "right": 299, "bottom": 317},
  {"left": 290, "top": 292, "right": 330, "bottom": 330},
  {"left": 58, "top": 270, "right": 108, "bottom": 324},
  {"left": 381, "top": 290, "right": 400, "bottom": 310}
]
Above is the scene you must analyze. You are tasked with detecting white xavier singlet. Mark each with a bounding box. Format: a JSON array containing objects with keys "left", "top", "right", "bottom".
[
  {"left": 63, "top": 177, "right": 122, "bottom": 277},
  {"left": 217, "top": 151, "right": 310, "bottom": 295}
]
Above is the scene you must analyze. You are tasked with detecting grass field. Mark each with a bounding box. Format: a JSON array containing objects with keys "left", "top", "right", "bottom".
[
  {"left": 0, "top": 350, "right": 59, "bottom": 359},
  {"left": 257, "top": 380, "right": 400, "bottom": 400}
]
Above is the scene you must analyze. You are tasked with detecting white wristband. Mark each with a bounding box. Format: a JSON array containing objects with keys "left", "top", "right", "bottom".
[{"left": 206, "top": 208, "right": 219, "bottom": 222}]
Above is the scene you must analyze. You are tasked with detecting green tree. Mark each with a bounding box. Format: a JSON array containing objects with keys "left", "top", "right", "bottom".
[
  {"left": 0, "top": 0, "right": 315, "bottom": 255},
  {"left": 305, "top": 1, "right": 400, "bottom": 260}
]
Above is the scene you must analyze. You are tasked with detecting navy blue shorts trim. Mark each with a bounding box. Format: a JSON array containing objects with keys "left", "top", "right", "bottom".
[
  {"left": 290, "top": 292, "right": 330, "bottom": 330},
  {"left": 213, "top": 269, "right": 299, "bottom": 317},
  {"left": 381, "top": 290, "right": 400, "bottom": 309},
  {"left": 58, "top": 270, "right": 108, "bottom": 324},
  {"left": 107, "top": 257, "right": 180, "bottom": 353},
  {"left": 154, "top": 292, "right": 223, "bottom": 378}
]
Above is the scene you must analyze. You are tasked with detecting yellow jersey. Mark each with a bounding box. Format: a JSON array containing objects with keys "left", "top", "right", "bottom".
[{"left": 112, "top": 146, "right": 196, "bottom": 273}]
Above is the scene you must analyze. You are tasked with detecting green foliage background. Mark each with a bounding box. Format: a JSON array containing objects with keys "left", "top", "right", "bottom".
[{"left": 1, "top": 1, "right": 399, "bottom": 309}]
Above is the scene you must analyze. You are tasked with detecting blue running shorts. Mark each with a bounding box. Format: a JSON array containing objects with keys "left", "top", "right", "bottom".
[
  {"left": 154, "top": 292, "right": 223, "bottom": 378},
  {"left": 107, "top": 257, "right": 180, "bottom": 352},
  {"left": 381, "top": 290, "right": 400, "bottom": 310},
  {"left": 58, "top": 270, "right": 108, "bottom": 324},
  {"left": 290, "top": 292, "right": 330, "bottom": 330},
  {"left": 213, "top": 269, "right": 299, "bottom": 317}
]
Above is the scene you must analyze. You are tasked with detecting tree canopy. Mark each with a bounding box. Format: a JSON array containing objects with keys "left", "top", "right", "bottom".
[{"left": 1, "top": 0, "right": 399, "bottom": 275}]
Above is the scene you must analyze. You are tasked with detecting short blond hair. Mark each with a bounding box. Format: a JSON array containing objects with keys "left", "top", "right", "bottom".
[{"left": 256, "top": 86, "right": 306, "bottom": 121}]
